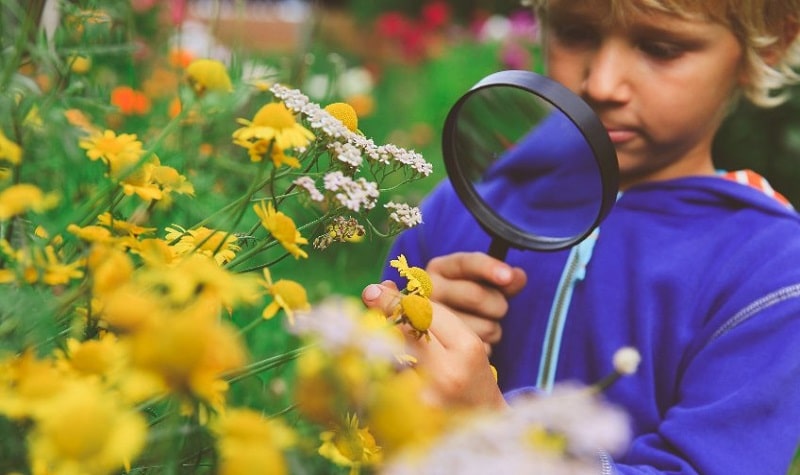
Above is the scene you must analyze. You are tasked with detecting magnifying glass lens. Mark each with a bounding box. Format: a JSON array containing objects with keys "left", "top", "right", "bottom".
[{"left": 454, "top": 88, "right": 603, "bottom": 239}]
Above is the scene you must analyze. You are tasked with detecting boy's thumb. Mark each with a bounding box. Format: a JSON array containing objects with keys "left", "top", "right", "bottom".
[{"left": 362, "top": 282, "right": 402, "bottom": 317}]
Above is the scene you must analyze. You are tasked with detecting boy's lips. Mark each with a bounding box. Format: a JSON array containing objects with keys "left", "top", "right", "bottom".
[{"left": 605, "top": 127, "right": 637, "bottom": 144}]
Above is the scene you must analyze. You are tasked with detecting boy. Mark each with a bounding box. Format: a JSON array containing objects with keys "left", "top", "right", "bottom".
[{"left": 363, "top": 0, "right": 800, "bottom": 473}]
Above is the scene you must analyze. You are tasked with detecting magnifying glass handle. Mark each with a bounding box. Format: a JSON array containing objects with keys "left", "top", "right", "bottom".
[{"left": 488, "top": 239, "right": 509, "bottom": 261}]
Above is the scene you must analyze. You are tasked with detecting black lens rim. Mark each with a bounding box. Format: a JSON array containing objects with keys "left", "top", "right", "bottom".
[{"left": 441, "top": 69, "right": 619, "bottom": 252}]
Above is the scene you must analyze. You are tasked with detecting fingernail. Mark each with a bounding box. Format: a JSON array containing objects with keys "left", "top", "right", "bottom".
[
  {"left": 363, "top": 284, "right": 382, "bottom": 301},
  {"left": 494, "top": 266, "right": 512, "bottom": 283}
]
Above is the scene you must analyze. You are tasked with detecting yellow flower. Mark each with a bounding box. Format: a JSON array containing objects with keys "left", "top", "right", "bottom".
[
  {"left": 27, "top": 380, "right": 147, "bottom": 475},
  {"left": 78, "top": 129, "right": 142, "bottom": 163},
  {"left": 186, "top": 58, "right": 233, "bottom": 95},
  {"left": 165, "top": 225, "right": 240, "bottom": 266},
  {"left": 253, "top": 201, "right": 309, "bottom": 259},
  {"left": 259, "top": 268, "right": 310, "bottom": 323},
  {"left": 213, "top": 408, "right": 294, "bottom": 475},
  {"left": 0, "top": 129, "right": 22, "bottom": 165},
  {"left": 98, "top": 284, "right": 161, "bottom": 333},
  {"left": 0, "top": 351, "right": 65, "bottom": 419},
  {"left": 87, "top": 245, "right": 134, "bottom": 297},
  {"left": 39, "top": 245, "right": 85, "bottom": 286},
  {"left": 233, "top": 102, "right": 315, "bottom": 152},
  {"left": 324, "top": 102, "right": 360, "bottom": 133},
  {"left": 318, "top": 413, "right": 382, "bottom": 474},
  {"left": 150, "top": 164, "right": 195, "bottom": 196},
  {"left": 128, "top": 309, "right": 247, "bottom": 403},
  {"left": 0, "top": 184, "right": 59, "bottom": 220},
  {"left": 244, "top": 138, "right": 301, "bottom": 168},
  {"left": 68, "top": 54, "right": 92, "bottom": 74},
  {"left": 526, "top": 424, "right": 568, "bottom": 455},
  {"left": 366, "top": 370, "right": 445, "bottom": 455},
  {"left": 68, "top": 223, "right": 115, "bottom": 244},
  {"left": 390, "top": 254, "right": 433, "bottom": 297},
  {"left": 96, "top": 212, "right": 156, "bottom": 237},
  {"left": 107, "top": 152, "right": 163, "bottom": 201},
  {"left": 136, "top": 254, "right": 261, "bottom": 311},
  {"left": 55, "top": 334, "right": 125, "bottom": 381},
  {"left": 132, "top": 237, "right": 176, "bottom": 266},
  {"left": 392, "top": 293, "right": 433, "bottom": 340}
]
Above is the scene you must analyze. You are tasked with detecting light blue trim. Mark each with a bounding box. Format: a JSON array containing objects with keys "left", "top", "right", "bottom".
[{"left": 536, "top": 227, "right": 599, "bottom": 392}]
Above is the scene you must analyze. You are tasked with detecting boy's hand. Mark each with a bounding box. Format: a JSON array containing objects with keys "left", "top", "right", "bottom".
[
  {"left": 362, "top": 282, "right": 507, "bottom": 409},
  {"left": 426, "top": 252, "right": 527, "bottom": 353}
]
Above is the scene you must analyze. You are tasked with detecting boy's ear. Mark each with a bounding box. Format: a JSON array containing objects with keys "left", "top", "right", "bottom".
[{"left": 764, "top": 15, "right": 799, "bottom": 66}]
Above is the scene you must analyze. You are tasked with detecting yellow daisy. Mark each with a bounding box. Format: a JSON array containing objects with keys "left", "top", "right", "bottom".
[
  {"left": 389, "top": 254, "right": 433, "bottom": 297},
  {"left": 233, "top": 102, "right": 315, "bottom": 152},
  {"left": 318, "top": 413, "right": 382, "bottom": 474},
  {"left": 27, "top": 380, "right": 148, "bottom": 475},
  {"left": 96, "top": 212, "right": 156, "bottom": 237},
  {"left": 260, "top": 268, "right": 310, "bottom": 323},
  {"left": 0, "top": 183, "right": 59, "bottom": 220},
  {"left": 243, "top": 138, "right": 301, "bottom": 168},
  {"left": 165, "top": 225, "right": 240, "bottom": 266},
  {"left": 78, "top": 129, "right": 142, "bottom": 163},
  {"left": 186, "top": 58, "right": 233, "bottom": 95},
  {"left": 253, "top": 201, "right": 308, "bottom": 259},
  {"left": 0, "top": 129, "right": 22, "bottom": 165},
  {"left": 391, "top": 293, "right": 433, "bottom": 341},
  {"left": 213, "top": 408, "right": 294, "bottom": 475}
]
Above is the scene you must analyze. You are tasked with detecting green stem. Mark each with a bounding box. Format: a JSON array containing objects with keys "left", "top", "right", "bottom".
[{"left": 224, "top": 346, "right": 307, "bottom": 384}]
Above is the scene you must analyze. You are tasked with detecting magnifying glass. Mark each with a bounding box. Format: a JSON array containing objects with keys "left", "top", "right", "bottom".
[{"left": 442, "top": 70, "right": 619, "bottom": 260}]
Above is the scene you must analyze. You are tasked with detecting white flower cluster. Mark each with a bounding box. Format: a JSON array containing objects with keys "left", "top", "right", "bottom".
[
  {"left": 292, "top": 176, "right": 324, "bottom": 202},
  {"left": 270, "top": 83, "right": 433, "bottom": 178},
  {"left": 328, "top": 141, "right": 363, "bottom": 168},
  {"left": 289, "top": 297, "right": 406, "bottom": 364},
  {"left": 324, "top": 171, "right": 380, "bottom": 212},
  {"left": 382, "top": 384, "right": 631, "bottom": 475},
  {"left": 385, "top": 201, "right": 423, "bottom": 228}
]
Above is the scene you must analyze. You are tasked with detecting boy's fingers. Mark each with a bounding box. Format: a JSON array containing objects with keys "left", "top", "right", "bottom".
[
  {"left": 428, "top": 252, "right": 515, "bottom": 286},
  {"left": 361, "top": 282, "right": 402, "bottom": 316}
]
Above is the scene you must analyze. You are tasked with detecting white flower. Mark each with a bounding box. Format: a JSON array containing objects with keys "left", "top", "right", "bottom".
[
  {"left": 329, "top": 141, "right": 363, "bottom": 168},
  {"left": 338, "top": 66, "right": 374, "bottom": 98},
  {"left": 293, "top": 176, "right": 324, "bottom": 202},
  {"left": 612, "top": 347, "right": 641, "bottom": 376},
  {"left": 306, "top": 104, "right": 352, "bottom": 139},
  {"left": 385, "top": 202, "right": 423, "bottom": 228},
  {"left": 323, "top": 171, "right": 379, "bottom": 212},
  {"left": 290, "top": 297, "right": 406, "bottom": 363}
]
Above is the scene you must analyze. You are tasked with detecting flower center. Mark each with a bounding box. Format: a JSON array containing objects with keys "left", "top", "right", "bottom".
[{"left": 324, "top": 102, "right": 359, "bottom": 132}]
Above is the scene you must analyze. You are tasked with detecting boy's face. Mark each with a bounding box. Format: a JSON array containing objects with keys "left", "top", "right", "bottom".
[{"left": 543, "top": 1, "right": 745, "bottom": 189}]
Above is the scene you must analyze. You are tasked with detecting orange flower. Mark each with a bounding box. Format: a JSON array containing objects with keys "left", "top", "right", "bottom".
[
  {"left": 169, "top": 48, "right": 194, "bottom": 69},
  {"left": 110, "top": 86, "right": 151, "bottom": 115}
]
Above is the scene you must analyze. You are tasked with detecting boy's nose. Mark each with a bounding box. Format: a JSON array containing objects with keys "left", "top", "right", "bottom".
[{"left": 582, "top": 40, "right": 632, "bottom": 104}]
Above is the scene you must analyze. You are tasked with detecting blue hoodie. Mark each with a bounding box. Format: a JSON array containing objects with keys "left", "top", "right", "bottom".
[{"left": 382, "top": 173, "right": 800, "bottom": 474}]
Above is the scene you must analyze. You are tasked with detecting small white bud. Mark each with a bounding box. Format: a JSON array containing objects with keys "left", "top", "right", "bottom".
[{"left": 612, "top": 347, "right": 641, "bottom": 375}]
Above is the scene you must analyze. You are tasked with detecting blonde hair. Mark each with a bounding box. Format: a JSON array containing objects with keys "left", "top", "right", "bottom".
[{"left": 523, "top": 0, "right": 800, "bottom": 107}]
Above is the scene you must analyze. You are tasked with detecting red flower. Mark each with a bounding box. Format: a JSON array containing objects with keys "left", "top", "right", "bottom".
[
  {"left": 421, "top": 1, "right": 450, "bottom": 30},
  {"left": 375, "top": 11, "right": 413, "bottom": 39}
]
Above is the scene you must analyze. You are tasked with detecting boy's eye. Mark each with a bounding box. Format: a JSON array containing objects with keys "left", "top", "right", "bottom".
[{"left": 639, "top": 41, "right": 685, "bottom": 60}]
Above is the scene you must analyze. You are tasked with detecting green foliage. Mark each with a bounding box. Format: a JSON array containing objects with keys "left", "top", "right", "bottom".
[{"left": 714, "top": 90, "right": 800, "bottom": 207}]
